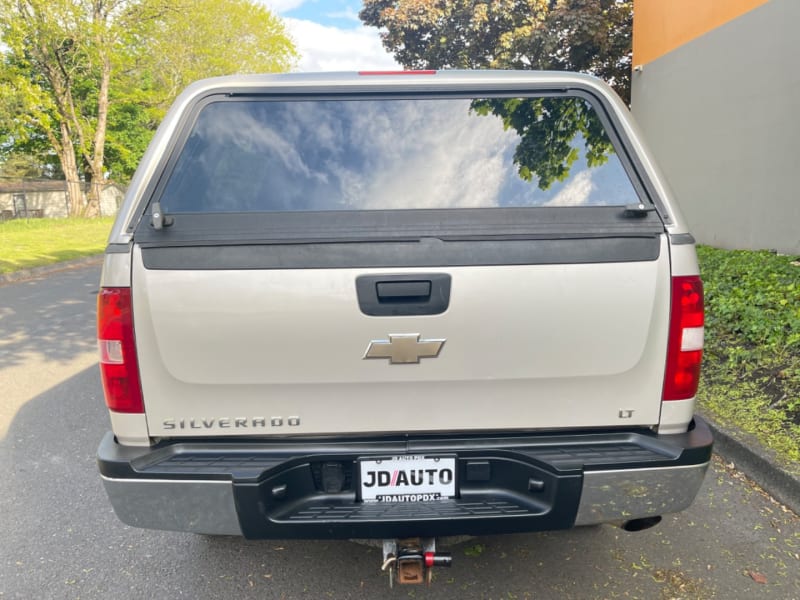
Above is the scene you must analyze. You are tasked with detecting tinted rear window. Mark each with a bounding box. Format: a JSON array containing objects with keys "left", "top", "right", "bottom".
[{"left": 159, "top": 96, "right": 640, "bottom": 213}]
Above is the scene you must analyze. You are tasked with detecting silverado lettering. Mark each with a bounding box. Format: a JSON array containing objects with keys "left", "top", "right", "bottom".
[{"left": 162, "top": 417, "right": 268, "bottom": 430}]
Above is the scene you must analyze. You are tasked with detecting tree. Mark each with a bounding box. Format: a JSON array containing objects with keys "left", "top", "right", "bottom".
[
  {"left": 101, "top": 0, "right": 299, "bottom": 183},
  {"left": 0, "top": 131, "right": 63, "bottom": 179},
  {"left": 359, "top": 0, "right": 632, "bottom": 102},
  {"left": 472, "top": 96, "right": 613, "bottom": 190},
  {"left": 0, "top": 0, "right": 297, "bottom": 216},
  {"left": 359, "top": 0, "right": 631, "bottom": 190}
]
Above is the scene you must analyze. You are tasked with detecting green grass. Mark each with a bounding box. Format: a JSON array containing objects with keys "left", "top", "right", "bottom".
[
  {"left": 696, "top": 245, "right": 800, "bottom": 470},
  {"left": 0, "top": 217, "right": 114, "bottom": 274}
]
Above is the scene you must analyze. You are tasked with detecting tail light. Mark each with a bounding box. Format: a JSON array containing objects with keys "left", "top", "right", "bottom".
[
  {"left": 97, "top": 287, "right": 144, "bottom": 413},
  {"left": 662, "top": 276, "right": 704, "bottom": 401}
]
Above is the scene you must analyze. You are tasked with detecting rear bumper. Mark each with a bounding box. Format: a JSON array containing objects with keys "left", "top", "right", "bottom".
[{"left": 98, "top": 418, "right": 712, "bottom": 539}]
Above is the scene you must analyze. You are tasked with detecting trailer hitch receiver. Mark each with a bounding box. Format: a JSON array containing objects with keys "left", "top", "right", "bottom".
[{"left": 382, "top": 538, "right": 452, "bottom": 587}]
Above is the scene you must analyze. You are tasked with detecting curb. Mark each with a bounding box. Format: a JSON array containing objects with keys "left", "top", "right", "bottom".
[
  {"left": 0, "top": 255, "right": 103, "bottom": 285},
  {"left": 701, "top": 410, "right": 800, "bottom": 515}
]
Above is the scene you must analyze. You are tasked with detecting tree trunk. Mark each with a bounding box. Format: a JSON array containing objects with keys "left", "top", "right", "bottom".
[
  {"left": 84, "top": 172, "right": 102, "bottom": 218},
  {"left": 83, "top": 14, "right": 113, "bottom": 219},
  {"left": 57, "top": 122, "right": 86, "bottom": 217}
]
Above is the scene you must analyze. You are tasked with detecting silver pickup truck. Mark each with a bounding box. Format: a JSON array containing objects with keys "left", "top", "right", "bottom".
[{"left": 96, "top": 70, "right": 711, "bottom": 583}]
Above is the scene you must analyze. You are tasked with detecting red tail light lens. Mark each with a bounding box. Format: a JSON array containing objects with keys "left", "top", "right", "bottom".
[
  {"left": 663, "top": 276, "right": 704, "bottom": 401},
  {"left": 97, "top": 287, "right": 144, "bottom": 413}
]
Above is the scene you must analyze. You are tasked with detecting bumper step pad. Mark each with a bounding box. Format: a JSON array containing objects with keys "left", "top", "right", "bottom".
[{"left": 284, "top": 498, "right": 535, "bottom": 522}]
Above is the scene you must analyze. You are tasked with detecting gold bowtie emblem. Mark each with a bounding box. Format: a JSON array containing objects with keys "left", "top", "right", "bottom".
[{"left": 363, "top": 334, "right": 445, "bottom": 364}]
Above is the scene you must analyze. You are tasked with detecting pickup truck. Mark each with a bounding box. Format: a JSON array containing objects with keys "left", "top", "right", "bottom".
[{"left": 96, "top": 70, "right": 711, "bottom": 584}]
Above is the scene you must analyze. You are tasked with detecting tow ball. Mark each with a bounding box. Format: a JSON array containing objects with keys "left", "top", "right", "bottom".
[{"left": 381, "top": 538, "right": 452, "bottom": 586}]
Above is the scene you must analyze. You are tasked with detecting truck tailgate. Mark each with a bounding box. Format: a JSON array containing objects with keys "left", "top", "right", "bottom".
[{"left": 132, "top": 236, "right": 671, "bottom": 437}]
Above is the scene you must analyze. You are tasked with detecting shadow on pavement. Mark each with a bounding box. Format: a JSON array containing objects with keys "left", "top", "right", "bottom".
[{"left": 0, "top": 267, "right": 99, "bottom": 371}]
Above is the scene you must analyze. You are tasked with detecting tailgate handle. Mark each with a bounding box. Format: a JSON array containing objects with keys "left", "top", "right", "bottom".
[
  {"left": 376, "top": 280, "right": 431, "bottom": 300},
  {"left": 356, "top": 274, "right": 451, "bottom": 316}
]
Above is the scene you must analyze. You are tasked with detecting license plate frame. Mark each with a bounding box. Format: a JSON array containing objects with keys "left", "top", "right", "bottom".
[{"left": 358, "top": 455, "right": 457, "bottom": 503}]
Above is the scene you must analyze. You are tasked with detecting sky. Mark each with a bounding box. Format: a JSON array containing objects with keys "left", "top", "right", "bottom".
[{"left": 260, "top": 0, "right": 401, "bottom": 72}]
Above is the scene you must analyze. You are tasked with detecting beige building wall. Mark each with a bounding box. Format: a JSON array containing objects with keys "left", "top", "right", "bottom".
[
  {"left": 631, "top": 0, "right": 799, "bottom": 253},
  {"left": 0, "top": 185, "right": 123, "bottom": 218}
]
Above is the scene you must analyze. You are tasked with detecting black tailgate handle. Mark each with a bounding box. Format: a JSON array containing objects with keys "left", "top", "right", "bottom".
[
  {"left": 376, "top": 280, "right": 431, "bottom": 300},
  {"left": 356, "top": 274, "right": 451, "bottom": 316}
]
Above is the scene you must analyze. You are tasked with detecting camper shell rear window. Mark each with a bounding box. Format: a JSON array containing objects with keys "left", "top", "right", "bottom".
[{"left": 156, "top": 95, "right": 642, "bottom": 214}]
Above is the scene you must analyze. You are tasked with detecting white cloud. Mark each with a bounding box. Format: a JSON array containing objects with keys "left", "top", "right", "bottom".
[
  {"left": 336, "top": 102, "right": 514, "bottom": 209},
  {"left": 261, "top": 0, "right": 307, "bottom": 12},
  {"left": 325, "top": 7, "right": 360, "bottom": 22},
  {"left": 272, "top": 100, "right": 517, "bottom": 209},
  {"left": 546, "top": 169, "right": 595, "bottom": 207},
  {"left": 285, "top": 18, "right": 400, "bottom": 72}
]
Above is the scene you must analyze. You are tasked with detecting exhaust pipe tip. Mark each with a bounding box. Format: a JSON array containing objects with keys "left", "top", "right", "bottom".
[{"left": 621, "top": 516, "right": 662, "bottom": 532}]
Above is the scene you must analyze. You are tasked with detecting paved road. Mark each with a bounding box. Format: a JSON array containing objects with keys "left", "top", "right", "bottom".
[{"left": 1, "top": 265, "right": 798, "bottom": 599}]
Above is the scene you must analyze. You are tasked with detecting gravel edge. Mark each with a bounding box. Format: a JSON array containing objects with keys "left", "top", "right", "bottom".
[{"left": 702, "top": 410, "right": 800, "bottom": 514}]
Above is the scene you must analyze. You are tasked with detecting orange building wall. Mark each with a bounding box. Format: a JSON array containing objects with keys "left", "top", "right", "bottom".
[{"left": 633, "top": 0, "right": 771, "bottom": 66}]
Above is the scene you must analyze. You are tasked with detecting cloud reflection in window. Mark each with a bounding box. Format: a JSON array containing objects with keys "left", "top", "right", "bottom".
[{"left": 161, "top": 97, "right": 639, "bottom": 213}]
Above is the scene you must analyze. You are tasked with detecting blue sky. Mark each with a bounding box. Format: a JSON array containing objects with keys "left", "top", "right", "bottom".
[
  {"left": 281, "top": 0, "right": 361, "bottom": 27},
  {"left": 259, "top": 0, "right": 400, "bottom": 71}
]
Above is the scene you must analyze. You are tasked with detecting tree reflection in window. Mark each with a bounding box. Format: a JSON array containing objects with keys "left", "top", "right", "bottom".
[{"left": 471, "top": 97, "right": 615, "bottom": 190}]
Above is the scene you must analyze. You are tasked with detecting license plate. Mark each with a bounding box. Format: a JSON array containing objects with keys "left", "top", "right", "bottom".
[{"left": 359, "top": 455, "right": 456, "bottom": 503}]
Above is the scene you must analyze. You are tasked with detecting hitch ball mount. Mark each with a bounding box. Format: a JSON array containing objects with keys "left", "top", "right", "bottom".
[{"left": 382, "top": 538, "right": 452, "bottom": 587}]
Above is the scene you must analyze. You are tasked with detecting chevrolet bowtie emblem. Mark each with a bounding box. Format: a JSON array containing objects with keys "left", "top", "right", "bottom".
[{"left": 363, "top": 334, "right": 446, "bottom": 364}]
